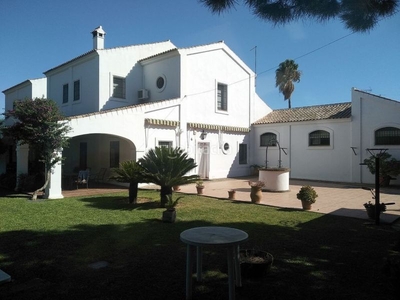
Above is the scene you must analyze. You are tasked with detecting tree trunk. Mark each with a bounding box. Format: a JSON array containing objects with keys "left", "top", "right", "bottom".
[
  {"left": 128, "top": 181, "right": 139, "bottom": 204},
  {"left": 160, "top": 186, "right": 172, "bottom": 207},
  {"left": 31, "top": 168, "right": 51, "bottom": 201},
  {"left": 288, "top": 98, "right": 291, "bottom": 109}
]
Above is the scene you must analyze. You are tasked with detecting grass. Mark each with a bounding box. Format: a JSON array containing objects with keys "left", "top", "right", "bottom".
[{"left": 0, "top": 189, "right": 399, "bottom": 300}]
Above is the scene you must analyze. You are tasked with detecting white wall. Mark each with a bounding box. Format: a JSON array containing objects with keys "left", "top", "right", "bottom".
[
  {"left": 142, "top": 52, "right": 181, "bottom": 101},
  {"left": 98, "top": 42, "right": 176, "bottom": 111},
  {"left": 46, "top": 53, "right": 100, "bottom": 116},
  {"left": 352, "top": 89, "right": 400, "bottom": 185}
]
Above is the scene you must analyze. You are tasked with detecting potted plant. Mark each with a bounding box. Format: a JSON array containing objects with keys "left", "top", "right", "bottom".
[
  {"left": 162, "top": 194, "right": 183, "bottom": 223},
  {"left": 196, "top": 181, "right": 204, "bottom": 195},
  {"left": 296, "top": 185, "right": 318, "bottom": 210},
  {"left": 228, "top": 189, "right": 236, "bottom": 200},
  {"left": 363, "top": 153, "right": 400, "bottom": 186},
  {"left": 363, "top": 201, "right": 387, "bottom": 219},
  {"left": 239, "top": 249, "right": 273, "bottom": 278},
  {"left": 249, "top": 181, "right": 265, "bottom": 203}
]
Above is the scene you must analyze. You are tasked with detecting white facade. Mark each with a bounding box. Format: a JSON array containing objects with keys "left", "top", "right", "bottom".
[
  {"left": 2, "top": 27, "right": 271, "bottom": 198},
  {"left": 252, "top": 88, "right": 400, "bottom": 185},
  {"left": 3, "top": 26, "right": 399, "bottom": 199}
]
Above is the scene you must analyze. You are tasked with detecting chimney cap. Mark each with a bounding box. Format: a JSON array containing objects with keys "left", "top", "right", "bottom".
[{"left": 91, "top": 25, "right": 106, "bottom": 36}]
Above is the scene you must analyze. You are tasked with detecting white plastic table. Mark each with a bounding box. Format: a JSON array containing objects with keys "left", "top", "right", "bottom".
[{"left": 180, "top": 226, "right": 248, "bottom": 300}]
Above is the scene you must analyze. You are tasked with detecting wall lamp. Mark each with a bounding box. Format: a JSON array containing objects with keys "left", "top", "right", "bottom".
[{"left": 200, "top": 130, "right": 207, "bottom": 140}]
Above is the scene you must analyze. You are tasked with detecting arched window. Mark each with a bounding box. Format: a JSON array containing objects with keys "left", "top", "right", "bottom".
[
  {"left": 375, "top": 127, "right": 400, "bottom": 145},
  {"left": 309, "top": 130, "right": 330, "bottom": 146},
  {"left": 260, "top": 132, "right": 277, "bottom": 146}
]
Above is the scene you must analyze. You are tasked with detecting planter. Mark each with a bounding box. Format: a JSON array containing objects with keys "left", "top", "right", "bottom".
[
  {"left": 196, "top": 186, "right": 204, "bottom": 195},
  {"left": 301, "top": 200, "right": 312, "bottom": 210},
  {"left": 162, "top": 209, "right": 176, "bottom": 223},
  {"left": 228, "top": 190, "right": 236, "bottom": 200},
  {"left": 259, "top": 168, "right": 290, "bottom": 192},
  {"left": 240, "top": 249, "right": 273, "bottom": 278},
  {"left": 250, "top": 186, "right": 263, "bottom": 203}
]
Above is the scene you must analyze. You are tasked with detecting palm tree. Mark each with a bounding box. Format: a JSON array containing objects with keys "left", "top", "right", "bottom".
[
  {"left": 110, "top": 160, "right": 143, "bottom": 204},
  {"left": 275, "top": 59, "right": 301, "bottom": 109},
  {"left": 138, "top": 147, "right": 199, "bottom": 207}
]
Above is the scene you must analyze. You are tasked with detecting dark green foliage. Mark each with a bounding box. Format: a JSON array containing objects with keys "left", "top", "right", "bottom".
[
  {"left": 296, "top": 185, "right": 318, "bottom": 203},
  {"left": 199, "top": 0, "right": 398, "bottom": 32},
  {"left": 110, "top": 161, "right": 144, "bottom": 204},
  {"left": 275, "top": 59, "right": 301, "bottom": 108},
  {"left": 138, "top": 147, "right": 199, "bottom": 206},
  {"left": 364, "top": 152, "right": 400, "bottom": 177},
  {"left": 1, "top": 98, "right": 71, "bottom": 199}
]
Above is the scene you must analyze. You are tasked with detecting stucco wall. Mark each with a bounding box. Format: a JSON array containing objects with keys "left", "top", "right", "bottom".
[{"left": 352, "top": 89, "right": 400, "bottom": 185}]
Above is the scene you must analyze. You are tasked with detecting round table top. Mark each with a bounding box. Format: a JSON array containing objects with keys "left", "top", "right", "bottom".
[{"left": 180, "top": 226, "right": 248, "bottom": 246}]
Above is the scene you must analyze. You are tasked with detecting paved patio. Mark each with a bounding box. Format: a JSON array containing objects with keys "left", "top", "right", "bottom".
[
  {"left": 147, "top": 177, "right": 400, "bottom": 224},
  {"left": 62, "top": 177, "right": 400, "bottom": 224}
]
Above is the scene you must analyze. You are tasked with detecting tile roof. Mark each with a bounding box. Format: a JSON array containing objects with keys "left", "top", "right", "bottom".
[{"left": 253, "top": 102, "right": 351, "bottom": 125}]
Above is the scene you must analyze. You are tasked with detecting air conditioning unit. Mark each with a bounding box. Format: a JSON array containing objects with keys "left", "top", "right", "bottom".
[{"left": 138, "top": 89, "right": 149, "bottom": 100}]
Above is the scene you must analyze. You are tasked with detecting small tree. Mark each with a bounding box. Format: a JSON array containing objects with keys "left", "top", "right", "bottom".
[
  {"left": 110, "top": 160, "right": 143, "bottom": 204},
  {"left": 363, "top": 152, "right": 400, "bottom": 186},
  {"left": 138, "top": 147, "right": 199, "bottom": 207},
  {"left": 1, "top": 98, "right": 70, "bottom": 200}
]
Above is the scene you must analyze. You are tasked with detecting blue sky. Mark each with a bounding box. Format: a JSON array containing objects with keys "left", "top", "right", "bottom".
[{"left": 1, "top": 0, "right": 399, "bottom": 113}]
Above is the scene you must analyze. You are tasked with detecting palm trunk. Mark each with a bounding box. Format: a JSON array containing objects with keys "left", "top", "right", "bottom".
[
  {"left": 128, "top": 181, "right": 139, "bottom": 204},
  {"left": 160, "top": 186, "right": 172, "bottom": 207},
  {"left": 31, "top": 168, "right": 51, "bottom": 201},
  {"left": 288, "top": 98, "right": 291, "bottom": 109}
]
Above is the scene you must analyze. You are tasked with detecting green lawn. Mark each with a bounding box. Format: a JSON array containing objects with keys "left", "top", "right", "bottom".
[{"left": 0, "top": 189, "right": 399, "bottom": 300}]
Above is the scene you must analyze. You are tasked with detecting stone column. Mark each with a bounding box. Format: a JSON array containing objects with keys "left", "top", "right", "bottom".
[{"left": 44, "top": 149, "right": 64, "bottom": 199}]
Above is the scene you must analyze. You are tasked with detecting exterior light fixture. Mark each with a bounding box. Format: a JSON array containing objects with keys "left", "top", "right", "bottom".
[{"left": 200, "top": 130, "right": 207, "bottom": 140}]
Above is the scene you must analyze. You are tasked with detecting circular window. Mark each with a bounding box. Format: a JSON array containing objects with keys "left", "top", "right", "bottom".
[
  {"left": 156, "top": 75, "right": 166, "bottom": 91},
  {"left": 222, "top": 142, "right": 230, "bottom": 155}
]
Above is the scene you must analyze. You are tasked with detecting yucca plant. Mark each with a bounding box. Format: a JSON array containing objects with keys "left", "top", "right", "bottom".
[{"left": 138, "top": 147, "right": 199, "bottom": 207}]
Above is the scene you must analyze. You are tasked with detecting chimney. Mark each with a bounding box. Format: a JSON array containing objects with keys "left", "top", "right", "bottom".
[{"left": 91, "top": 26, "right": 106, "bottom": 50}]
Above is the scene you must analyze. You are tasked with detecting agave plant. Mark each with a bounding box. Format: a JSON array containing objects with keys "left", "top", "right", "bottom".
[
  {"left": 138, "top": 147, "right": 199, "bottom": 207},
  {"left": 110, "top": 160, "right": 144, "bottom": 204}
]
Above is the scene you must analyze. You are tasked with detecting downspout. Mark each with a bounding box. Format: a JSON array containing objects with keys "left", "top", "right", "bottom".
[{"left": 359, "top": 97, "right": 363, "bottom": 183}]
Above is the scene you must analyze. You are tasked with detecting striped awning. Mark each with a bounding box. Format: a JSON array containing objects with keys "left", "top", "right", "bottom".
[
  {"left": 187, "top": 122, "right": 250, "bottom": 132},
  {"left": 145, "top": 118, "right": 180, "bottom": 127}
]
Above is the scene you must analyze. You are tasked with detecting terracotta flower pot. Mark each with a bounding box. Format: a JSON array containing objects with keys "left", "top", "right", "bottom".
[
  {"left": 228, "top": 190, "right": 236, "bottom": 200},
  {"left": 196, "top": 186, "right": 204, "bottom": 195},
  {"left": 301, "top": 200, "right": 312, "bottom": 210},
  {"left": 250, "top": 186, "right": 262, "bottom": 203}
]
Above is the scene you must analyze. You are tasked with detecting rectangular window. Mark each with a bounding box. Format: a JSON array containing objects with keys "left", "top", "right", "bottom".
[
  {"left": 239, "top": 144, "right": 247, "bottom": 165},
  {"left": 217, "top": 83, "right": 227, "bottom": 111},
  {"left": 158, "top": 141, "right": 173, "bottom": 148},
  {"left": 110, "top": 141, "right": 120, "bottom": 168},
  {"left": 73, "top": 80, "right": 80, "bottom": 101},
  {"left": 113, "top": 76, "right": 126, "bottom": 99},
  {"left": 63, "top": 84, "right": 69, "bottom": 103}
]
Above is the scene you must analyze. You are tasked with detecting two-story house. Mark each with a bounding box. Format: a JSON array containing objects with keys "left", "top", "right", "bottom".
[{"left": 2, "top": 26, "right": 271, "bottom": 198}]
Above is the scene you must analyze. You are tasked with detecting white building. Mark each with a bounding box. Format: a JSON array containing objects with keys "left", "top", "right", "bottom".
[
  {"left": 2, "top": 26, "right": 271, "bottom": 198},
  {"left": 252, "top": 89, "right": 400, "bottom": 185},
  {"left": 2, "top": 26, "right": 400, "bottom": 199}
]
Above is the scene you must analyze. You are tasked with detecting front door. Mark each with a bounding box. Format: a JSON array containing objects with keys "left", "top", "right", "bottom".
[{"left": 198, "top": 142, "right": 210, "bottom": 179}]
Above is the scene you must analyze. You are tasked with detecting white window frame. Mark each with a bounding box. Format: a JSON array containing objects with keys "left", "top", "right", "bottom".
[
  {"left": 62, "top": 83, "right": 69, "bottom": 104},
  {"left": 111, "top": 74, "right": 126, "bottom": 100},
  {"left": 216, "top": 81, "right": 228, "bottom": 114},
  {"left": 307, "top": 128, "right": 334, "bottom": 150}
]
